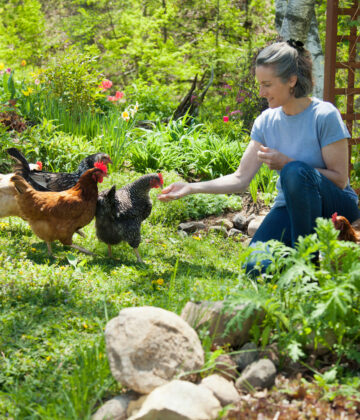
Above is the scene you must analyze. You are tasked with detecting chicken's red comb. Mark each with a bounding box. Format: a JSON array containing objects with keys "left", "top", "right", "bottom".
[
  {"left": 331, "top": 212, "right": 338, "bottom": 223},
  {"left": 36, "top": 161, "right": 43, "bottom": 170},
  {"left": 158, "top": 172, "right": 163, "bottom": 186},
  {"left": 94, "top": 161, "right": 108, "bottom": 173}
]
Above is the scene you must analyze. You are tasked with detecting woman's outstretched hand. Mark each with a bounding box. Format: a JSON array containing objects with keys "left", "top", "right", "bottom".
[{"left": 158, "top": 182, "right": 191, "bottom": 202}]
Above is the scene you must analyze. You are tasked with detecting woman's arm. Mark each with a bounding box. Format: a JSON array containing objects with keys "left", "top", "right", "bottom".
[
  {"left": 158, "top": 140, "right": 263, "bottom": 201},
  {"left": 317, "top": 138, "right": 349, "bottom": 189}
]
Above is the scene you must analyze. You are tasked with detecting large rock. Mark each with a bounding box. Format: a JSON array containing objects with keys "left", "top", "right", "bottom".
[
  {"left": 92, "top": 393, "right": 138, "bottom": 420},
  {"left": 200, "top": 374, "right": 240, "bottom": 407},
  {"left": 127, "top": 380, "right": 221, "bottom": 420},
  {"left": 235, "top": 359, "right": 276, "bottom": 392},
  {"left": 181, "top": 300, "right": 262, "bottom": 348},
  {"left": 105, "top": 306, "right": 204, "bottom": 394}
]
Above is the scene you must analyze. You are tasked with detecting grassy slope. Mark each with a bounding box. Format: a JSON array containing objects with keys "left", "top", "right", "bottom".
[{"left": 0, "top": 172, "right": 245, "bottom": 419}]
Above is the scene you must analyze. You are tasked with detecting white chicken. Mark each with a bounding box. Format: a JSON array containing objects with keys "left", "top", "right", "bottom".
[{"left": 0, "top": 160, "right": 42, "bottom": 218}]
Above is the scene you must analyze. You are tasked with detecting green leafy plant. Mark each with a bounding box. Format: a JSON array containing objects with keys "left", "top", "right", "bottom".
[{"left": 226, "top": 217, "right": 360, "bottom": 364}]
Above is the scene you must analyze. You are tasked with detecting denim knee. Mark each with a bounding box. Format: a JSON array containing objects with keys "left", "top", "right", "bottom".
[{"left": 280, "top": 161, "right": 319, "bottom": 194}]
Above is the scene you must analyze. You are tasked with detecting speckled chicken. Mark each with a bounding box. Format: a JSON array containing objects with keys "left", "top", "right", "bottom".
[{"left": 95, "top": 173, "right": 163, "bottom": 262}]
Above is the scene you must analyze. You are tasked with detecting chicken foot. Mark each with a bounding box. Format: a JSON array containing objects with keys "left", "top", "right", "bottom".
[
  {"left": 70, "top": 244, "right": 96, "bottom": 256},
  {"left": 133, "top": 248, "right": 144, "bottom": 264}
]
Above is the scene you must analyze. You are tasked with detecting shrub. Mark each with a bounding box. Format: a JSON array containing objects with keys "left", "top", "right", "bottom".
[{"left": 42, "top": 46, "right": 104, "bottom": 112}]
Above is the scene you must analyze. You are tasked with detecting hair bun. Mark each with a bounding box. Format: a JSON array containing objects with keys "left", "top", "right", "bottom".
[{"left": 287, "top": 39, "right": 304, "bottom": 52}]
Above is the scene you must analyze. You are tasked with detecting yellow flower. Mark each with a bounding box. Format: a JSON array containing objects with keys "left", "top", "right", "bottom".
[
  {"left": 31, "top": 248, "right": 37, "bottom": 252},
  {"left": 161, "top": 244, "right": 167, "bottom": 248},
  {"left": 22, "top": 88, "right": 33, "bottom": 96},
  {"left": 83, "top": 323, "right": 88, "bottom": 329},
  {"left": 156, "top": 278, "right": 164, "bottom": 286},
  {"left": 192, "top": 235, "right": 201, "bottom": 240},
  {"left": 46, "top": 356, "right": 51, "bottom": 361},
  {"left": 0, "top": 63, "right": 4, "bottom": 70},
  {"left": 21, "top": 60, "right": 27, "bottom": 66}
]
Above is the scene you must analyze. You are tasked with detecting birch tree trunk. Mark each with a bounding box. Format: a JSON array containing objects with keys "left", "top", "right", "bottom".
[{"left": 275, "top": 0, "right": 324, "bottom": 99}]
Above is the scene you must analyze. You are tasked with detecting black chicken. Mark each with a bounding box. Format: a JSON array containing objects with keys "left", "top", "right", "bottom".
[
  {"left": 95, "top": 173, "right": 163, "bottom": 262},
  {"left": 6, "top": 148, "right": 112, "bottom": 192}
]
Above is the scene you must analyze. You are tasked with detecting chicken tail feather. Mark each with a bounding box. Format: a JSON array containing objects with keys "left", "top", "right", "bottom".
[{"left": 6, "top": 148, "right": 31, "bottom": 174}]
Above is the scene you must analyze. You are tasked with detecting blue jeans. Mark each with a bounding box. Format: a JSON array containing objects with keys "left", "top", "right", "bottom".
[{"left": 245, "top": 161, "right": 360, "bottom": 275}]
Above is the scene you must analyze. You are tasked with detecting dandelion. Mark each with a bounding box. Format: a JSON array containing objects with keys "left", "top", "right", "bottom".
[
  {"left": 34, "top": 79, "right": 40, "bottom": 85},
  {"left": 83, "top": 323, "right": 88, "bottom": 329},
  {"left": 31, "top": 248, "right": 37, "bottom": 252},
  {"left": 0, "top": 63, "right": 4, "bottom": 70},
  {"left": 21, "top": 60, "right": 27, "bottom": 66},
  {"left": 122, "top": 110, "right": 130, "bottom": 121},
  {"left": 156, "top": 278, "right": 164, "bottom": 286},
  {"left": 161, "top": 244, "right": 167, "bottom": 248},
  {"left": 46, "top": 356, "right": 51, "bottom": 361},
  {"left": 223, "top": 116, "right": 229, "bottom": 122},
  {"left": 192, "top": 235, "right": 201, "bottom": 240}
]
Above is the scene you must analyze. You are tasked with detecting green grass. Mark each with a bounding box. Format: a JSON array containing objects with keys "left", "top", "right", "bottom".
[{"left": 0, "top": 172, "right": 246, "bottom": 419}]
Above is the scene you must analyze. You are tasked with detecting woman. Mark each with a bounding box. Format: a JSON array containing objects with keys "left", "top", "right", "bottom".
[{"left": 158, "top": 40, "right": 360, "bottom": 274}]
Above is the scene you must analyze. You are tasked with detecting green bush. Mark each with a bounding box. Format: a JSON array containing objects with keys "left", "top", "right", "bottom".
[{"left": 42, "top": 46, "right": 104, "bottom": 112}]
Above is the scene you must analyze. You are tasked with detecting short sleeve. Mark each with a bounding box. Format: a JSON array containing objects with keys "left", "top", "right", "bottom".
[
  {"left": 317, "top": 104, "right": 350, "bottom": 148},
  {"left": 250, "top": 113, "right": 266, "bottom": 145}
]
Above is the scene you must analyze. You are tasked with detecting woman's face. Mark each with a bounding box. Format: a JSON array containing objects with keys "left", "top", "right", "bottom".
[{"left": 255, "top": 65, "right": 296, "bottom": 109}]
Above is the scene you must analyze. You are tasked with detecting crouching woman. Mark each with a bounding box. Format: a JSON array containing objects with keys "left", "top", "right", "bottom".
[{"left": 158, "top": 40, "right": 360, "bottom": 275}]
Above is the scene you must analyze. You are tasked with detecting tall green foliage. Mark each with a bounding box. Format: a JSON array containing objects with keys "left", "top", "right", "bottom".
[{"left": 0, "top": 0, "right": 45, "bottom": 64}]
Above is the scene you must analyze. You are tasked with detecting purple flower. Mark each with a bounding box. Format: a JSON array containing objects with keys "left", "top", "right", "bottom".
[
  {"left": 230, "top": 110, "right": 243, "bottom": 116},
  {"left": 223, "top": 84, "right": 232, "bottom": 90}
]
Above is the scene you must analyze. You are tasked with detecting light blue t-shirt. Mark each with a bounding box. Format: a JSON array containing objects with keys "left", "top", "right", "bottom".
[{"left": 251, "top": 97, "right": 358, "bottom": 207}]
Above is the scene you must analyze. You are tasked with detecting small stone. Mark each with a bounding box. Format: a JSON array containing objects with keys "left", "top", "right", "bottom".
[
  {"left": 200, "top": 374, "right": 240, "bottom": 406},
  {"left": 208, "top": 225, "right": 228, "bottom": 237},
  {"left": 232, "top": 213, "right": 247, "bottom": 230},
  {"left": 228, "top": 228, "right": 242, "bottom": 237},
  {"left": 179, "top": 221, "right": 206, "bottom": 233},
  {"left": 247, "top": 216, "right": 266, "bottom": 237},
  {"left": 215, "top": 218, "right": 233, "bottom": 230},
  {"left": 232, "top": 342, "right": 258, "bottom": 372},
  {"left": 235, "top": 359, "right": 276, "bottom": 392}
]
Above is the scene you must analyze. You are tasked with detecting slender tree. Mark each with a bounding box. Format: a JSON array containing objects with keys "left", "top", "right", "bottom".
[{"left": 275, "top": 0, "right": 324, "bottom": 99}]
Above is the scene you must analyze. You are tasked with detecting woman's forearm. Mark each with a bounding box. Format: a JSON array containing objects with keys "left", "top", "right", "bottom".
[{"left": 189, "top": 173, "right": 248, "bottom": 195}]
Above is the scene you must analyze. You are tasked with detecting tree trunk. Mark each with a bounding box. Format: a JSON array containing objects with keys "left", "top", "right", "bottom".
[{"left": 275, "top": 0, "right": 324, "bottom": 99}]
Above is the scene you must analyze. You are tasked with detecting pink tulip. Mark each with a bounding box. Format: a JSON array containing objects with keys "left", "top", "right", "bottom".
[
  {"left": 5, "top": 68, "right": 11, "bottom": 74},
  {"left": 223, "top": 116, "right": 229, "bottom": 122},
  {"left": 115, "top": 91, "right": 124, "bottom": 99},
  {"left": 100, "top": 79, "right": 113, "bottom": 90}
]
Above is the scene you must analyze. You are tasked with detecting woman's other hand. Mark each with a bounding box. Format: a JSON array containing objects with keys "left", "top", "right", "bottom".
[{"left": 158, "top": 182, "right": 192, "bottom": 202}]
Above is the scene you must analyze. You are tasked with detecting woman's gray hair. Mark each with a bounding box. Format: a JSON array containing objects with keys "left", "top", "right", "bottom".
[{"left": 256, "top": 41, "right": 313, "bottom": 98}]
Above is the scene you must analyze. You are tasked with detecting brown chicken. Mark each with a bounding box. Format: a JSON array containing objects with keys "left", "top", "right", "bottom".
[
  {"left": 331, "top": 212, "right": 360, "bottom": 243},
  {"left": 11, "top": 162, "right": 108, "bottom": 256}
]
